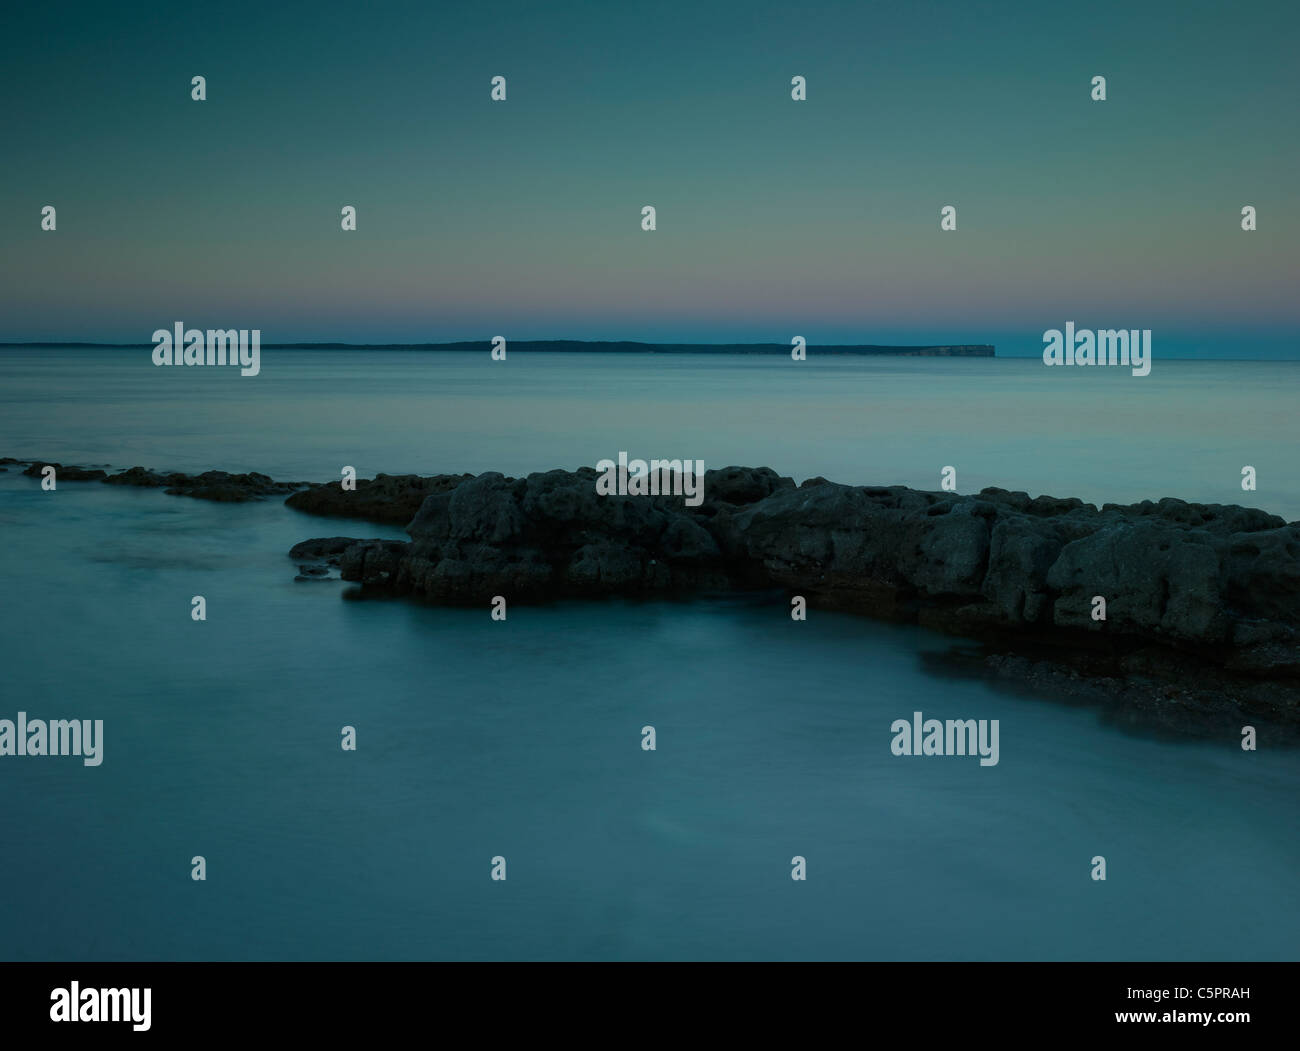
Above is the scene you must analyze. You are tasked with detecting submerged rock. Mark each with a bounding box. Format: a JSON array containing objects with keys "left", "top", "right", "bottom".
[
  {"left": 21, "top": 461, "right": 107, "bottom": 481},
  {"left": 101, "top": 465, "right": 304, "bottom": 500},
  {"left": 10, "top": 455, "right": 311, "bottom": 501}
]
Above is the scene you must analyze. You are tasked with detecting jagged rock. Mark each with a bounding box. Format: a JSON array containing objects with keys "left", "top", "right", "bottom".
[
  {"left": 338, "top": 540, "right": 409, "bottom": 586},
  {"left": 306, "top": 465, "right": 1300, "bottom": 724},
  {"left": 699, "top": 465, "right": 795, "bottom": 509},
  {"left": 385, "top": 467, "right": 739, "bottom": 601},
  {"left": 322, "top": 466, "right": 1297, "bottom": 663},
  {"left": 288, "top": 537, "right": 359, "bottom": 562},
  {"left": 1045, "top": 521, "right": 1228, "bottom": 642},
  {"left": 102, "top": 466, "right": 176, "bottom": 488},
  {"left": 12, "top": 451, "right": 1297, "bottom": 723},
  {"left": 162, "top": 470, "right": 299, "bottom": 502},
  {"left": 981, "top": 517, "right": 1062, "bottom": 623},
  {"left": 286, "top": 473, "right": 471, "bottom": 524}
]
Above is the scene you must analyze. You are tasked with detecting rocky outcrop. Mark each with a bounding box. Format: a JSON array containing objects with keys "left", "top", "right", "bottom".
[
  {"left": 285, "top": 473, "right": 471, "bottom": 524},
  {"left": 723, "top": 480, "right": 1298, "bottom": 678},
  {"left": 287, "top": 537, "right": 361, "bottom": 581},
  {"left": 9, "top": 453, "right": 1296, "bottom": 725},
  {"left": 288, "top": 466, "right": 1298, "bottom": 726},
  {"left": 6, "top": 458, "right": 305, "bottom": 501},
  {"left": 325, "top": 465, "right": 799, "bottom": 601},
  {"left": 102, "top": 466, "right": 303, "bottom": 501},
  {"left": 312, "top": 469, "right": 1296, "bottom": 656}
]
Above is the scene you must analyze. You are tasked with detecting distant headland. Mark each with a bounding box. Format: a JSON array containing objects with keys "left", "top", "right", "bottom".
[{"left": 1, "top": 340, "right": 996, "bottom": 356}]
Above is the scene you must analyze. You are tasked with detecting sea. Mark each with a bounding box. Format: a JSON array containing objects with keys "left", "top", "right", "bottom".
[{"left": 0, "top": 347, "right": 1296, "bottom": 960}]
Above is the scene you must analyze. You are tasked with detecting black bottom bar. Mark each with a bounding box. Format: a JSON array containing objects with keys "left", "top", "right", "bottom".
[{"left": 0, "top": 962, "right": 1286, "bottom": 1039}]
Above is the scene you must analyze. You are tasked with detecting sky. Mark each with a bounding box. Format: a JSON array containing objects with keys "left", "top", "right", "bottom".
[{"left": 1, "top": 0, "right": 1297, "bottom": 356}]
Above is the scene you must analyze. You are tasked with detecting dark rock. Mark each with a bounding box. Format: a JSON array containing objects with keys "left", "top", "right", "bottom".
[
  {"left": 700, "top": 465, "right": 795, "bottom": 508},
  {"left": 162, "top": 470, "right": 300, "bottom": 502},
  {"left": 309, "top": 464, "right": 1300, "bottom": 724},
  {"left": 338, "top": 540, "right": 409, "bottom": 586},
  {"left": 21, "top": 461, "right": 106, "bottom": 481},
  {"left": 981, "top": 518, "right": 1062, "bottom": 623},
  {"left": 17, "top": 450, "right": 1292, "bottom": 727},
  {"left": 101, "top": 465, "right": 303, "bottom": 501},
  {"left": 102, "top": 466, "right": 176, "bottom": 488},
  {"left": 289, "top": 537, "right": 359, "bottom": 562},
  {"left": 286, "top": 473, "right": 472, "bottom": 525},
  {"left": 367, "top": 467, "right": 736, "bottom": 602},
  {"left": 1046, "top": 521, "right": 1228, "bottom": 642}
]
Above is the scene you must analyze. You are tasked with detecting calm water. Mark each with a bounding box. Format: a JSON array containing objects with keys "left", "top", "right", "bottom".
[{"left": 0, "top": 348, "right": 1296, "bottom": 960}]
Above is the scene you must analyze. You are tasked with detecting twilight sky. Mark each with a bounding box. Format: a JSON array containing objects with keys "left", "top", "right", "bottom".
[{"left": 1, "top": 0, "right": 1296, "bottom": 356}]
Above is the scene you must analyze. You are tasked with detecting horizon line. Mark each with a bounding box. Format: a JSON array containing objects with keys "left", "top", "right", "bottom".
[
  {"left": 1, "top": 339, "right": 1000, "bottom": 356},
  {"left": 2, "top": 340, "right": 1297, "bottom": 361}
]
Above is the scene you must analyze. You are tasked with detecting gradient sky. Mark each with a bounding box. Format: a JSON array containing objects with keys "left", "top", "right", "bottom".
[{"left": 2, "top": 0, "right": 1297, "bottom": 355}]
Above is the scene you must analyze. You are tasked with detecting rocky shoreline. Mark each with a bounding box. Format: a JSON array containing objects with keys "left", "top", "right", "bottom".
[{"left": 8, "top": 456, "right": 1298, "bottom": 735}]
